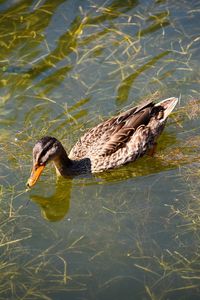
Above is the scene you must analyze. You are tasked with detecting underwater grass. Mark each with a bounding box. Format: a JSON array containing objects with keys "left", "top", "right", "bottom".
[
  {"left": 0, "top": 0, "right": 200, "bottom": 299},
  {"left": 0, "top": 185, "right": 90, "bottom": 299},
  {"left": 2, "top": 132, "right": 200, "bottom": 300}
]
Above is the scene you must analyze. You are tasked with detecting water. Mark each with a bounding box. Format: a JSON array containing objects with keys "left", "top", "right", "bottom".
[{"left": 0, "top": 0, "right": 200, "bottom": 299}]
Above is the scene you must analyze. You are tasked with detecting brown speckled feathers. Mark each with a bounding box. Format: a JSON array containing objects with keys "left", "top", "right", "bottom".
[
  {"left": 27, "top": 97, "right": 178, "bottom": 187},
  {"left": 69, "top": 98, "right": 177, "bottom": 171}
]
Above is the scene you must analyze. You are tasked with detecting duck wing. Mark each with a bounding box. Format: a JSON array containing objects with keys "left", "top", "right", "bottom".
[{"left": 69, "top": 100, "right": 155, "bottom": 159}]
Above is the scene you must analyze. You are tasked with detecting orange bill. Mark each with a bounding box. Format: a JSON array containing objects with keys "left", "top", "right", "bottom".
[{"left": 27, "top": 165, "right": 45, "bottom": 188}]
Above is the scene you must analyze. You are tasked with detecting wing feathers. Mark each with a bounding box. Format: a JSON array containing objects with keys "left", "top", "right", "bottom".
[
  {"left": 99, "top": 103, "right": 153, "bottom": 155},
  {"left": 69, "top": 98, "right": 177, "bottom": 160}
]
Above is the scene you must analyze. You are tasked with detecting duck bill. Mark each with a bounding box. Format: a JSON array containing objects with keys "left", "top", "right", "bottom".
[{"left": 27, "top": 165, "right": 45, "bottom": 188}]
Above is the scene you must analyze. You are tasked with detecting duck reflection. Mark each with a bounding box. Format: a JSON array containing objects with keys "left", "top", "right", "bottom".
[{"left": 30, "top": 178, "right": 72, "bottom": 222}]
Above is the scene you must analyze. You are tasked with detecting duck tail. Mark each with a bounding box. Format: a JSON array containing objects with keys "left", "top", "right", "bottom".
[{"left": 155, "top": 97, "right": 178, "bottom": 120}]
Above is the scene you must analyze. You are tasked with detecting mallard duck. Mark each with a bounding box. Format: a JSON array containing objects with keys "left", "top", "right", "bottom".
[{"left": 27, "top": 97, "right": 178, "bottom": 188}]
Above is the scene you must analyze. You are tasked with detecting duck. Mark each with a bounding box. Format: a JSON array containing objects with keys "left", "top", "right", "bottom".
[{"left": 27, "top": 97, "right": 178, "bottom": 188}]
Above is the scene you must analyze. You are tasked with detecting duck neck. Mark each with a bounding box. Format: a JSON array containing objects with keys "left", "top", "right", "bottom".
[
  {"left": 53, "top": 144, "right": 91, "bottom": 177},
  {"left": 53, "top": 147, "right": 74, "bottom": 177}
]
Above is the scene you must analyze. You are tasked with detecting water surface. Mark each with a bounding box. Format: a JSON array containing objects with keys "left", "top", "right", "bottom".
[{"left": 0, "top": 0, "right": 200, "bottom": 299}]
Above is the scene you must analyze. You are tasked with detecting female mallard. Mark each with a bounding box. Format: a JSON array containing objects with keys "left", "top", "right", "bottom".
[{"left": 27, "top": 97, "right": 178, "bottom": 188}]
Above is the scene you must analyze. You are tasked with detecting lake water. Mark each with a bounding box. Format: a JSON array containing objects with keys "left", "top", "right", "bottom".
[{"left": 0, "top": 0, "right": 200, "bottom": 299}]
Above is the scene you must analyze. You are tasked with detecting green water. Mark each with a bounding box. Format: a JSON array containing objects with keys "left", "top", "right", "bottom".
[{"left": 0, "top": 0, "right": 200, "bottom": 299}]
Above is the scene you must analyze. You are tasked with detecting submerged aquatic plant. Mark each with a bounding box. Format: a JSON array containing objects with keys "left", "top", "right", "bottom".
[{"left": 0, "top": 0, "right": 200, "bottom": 299}]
